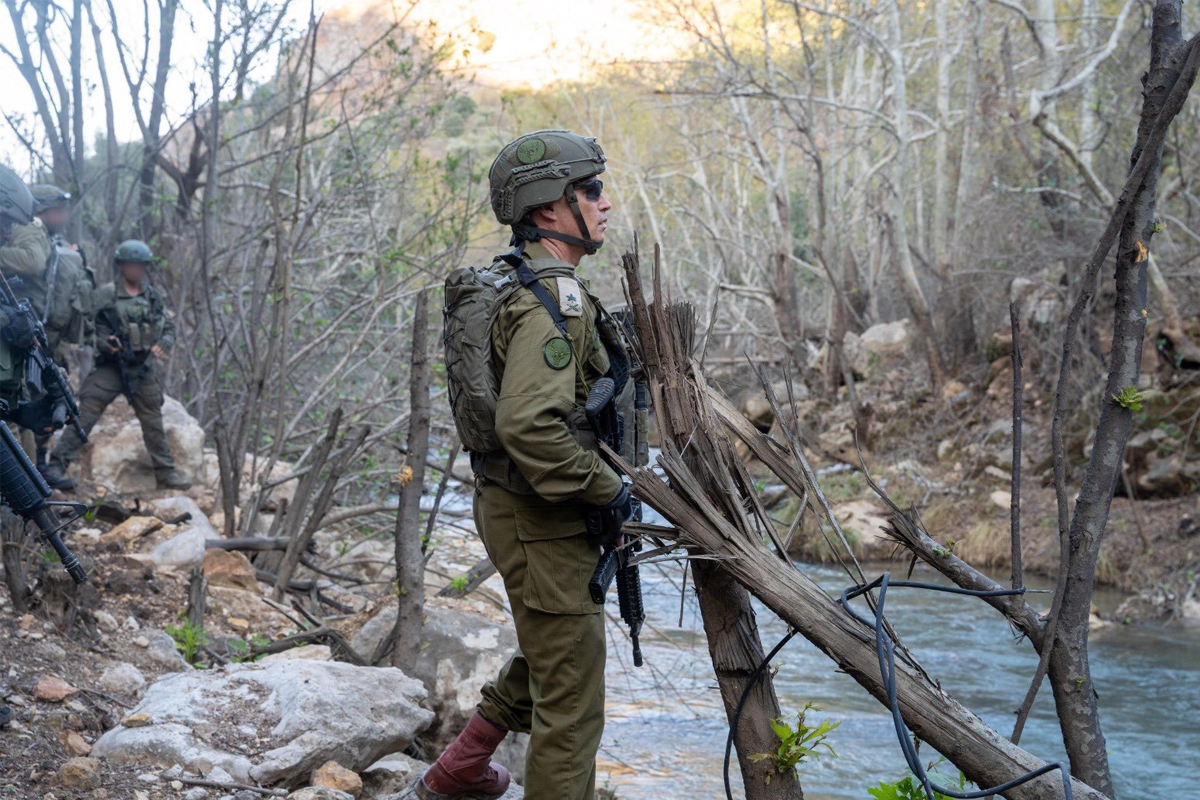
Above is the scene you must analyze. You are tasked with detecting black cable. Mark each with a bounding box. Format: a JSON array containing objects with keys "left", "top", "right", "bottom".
[
  {"left": 722, "top": 574, "right": 1074, "bottom": 800},
  {"left": 723, "top": 629, "right": 796, "bottom": 800}
]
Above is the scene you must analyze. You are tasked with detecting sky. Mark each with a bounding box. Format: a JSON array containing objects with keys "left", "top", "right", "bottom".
[{"left": 0, "top": 0, "right": 690, "bottom": 174}]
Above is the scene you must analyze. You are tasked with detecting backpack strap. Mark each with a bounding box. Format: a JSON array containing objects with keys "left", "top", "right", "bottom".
[{"left": 497, "top": 245, "right": 570, "bottom": 338}]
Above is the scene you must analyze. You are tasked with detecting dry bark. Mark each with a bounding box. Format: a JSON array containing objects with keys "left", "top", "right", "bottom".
[{"left": 615, "top": 241, "right": 1110, "bottom": 800}]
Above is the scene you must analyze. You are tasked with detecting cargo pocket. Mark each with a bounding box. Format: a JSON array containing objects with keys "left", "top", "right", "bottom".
[{"left": 514, "top": 506, "right": 599, "bottom": 615}]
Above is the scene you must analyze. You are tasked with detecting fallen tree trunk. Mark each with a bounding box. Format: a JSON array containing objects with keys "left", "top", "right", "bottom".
[{"left": 616, "top": 244, "right": 1109, "bottom": 800}]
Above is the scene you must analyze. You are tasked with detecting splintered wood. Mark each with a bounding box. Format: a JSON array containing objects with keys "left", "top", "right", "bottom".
[{"left": 614, "top": 241, "right": 1110, "bottom": 800}]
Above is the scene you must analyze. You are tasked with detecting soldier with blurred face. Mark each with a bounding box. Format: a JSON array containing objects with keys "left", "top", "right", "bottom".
[{"left": 43, "top": 239, "right": 189, "bottom": 491}]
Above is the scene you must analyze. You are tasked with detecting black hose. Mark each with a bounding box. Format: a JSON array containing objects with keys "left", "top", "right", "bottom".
[{"left": 723, "top": 574, "right": 1073, "bottom": 800}]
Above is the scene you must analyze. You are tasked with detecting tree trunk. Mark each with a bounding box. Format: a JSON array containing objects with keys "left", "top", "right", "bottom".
[
  {"left": 1045, "top": 7, "right": 1196, "bottom": 794},
  {"left": 383, "top": 289, "right": 431, "bottom": 671},
  {"left": 1, "top": 511, "right": 29, "bottom": 614}
]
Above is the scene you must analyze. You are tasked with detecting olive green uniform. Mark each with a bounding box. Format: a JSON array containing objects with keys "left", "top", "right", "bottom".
[
  {"left": 0, "top": 222, "right": 52, "bottom": 418},
  {"left": 50, "top": 280, "right": 177, "bottom": 477},
  {"left": 470, "top": 241, "right": 621, "bottom": 800}
]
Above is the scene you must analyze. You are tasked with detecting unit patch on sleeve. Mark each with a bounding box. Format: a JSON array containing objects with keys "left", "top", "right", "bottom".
[
  {"left": 544, "top": 337, "right": 573, "bottom": 370},
  {"left": 557, "top": 277, "right": 584, "bottom": 317}
]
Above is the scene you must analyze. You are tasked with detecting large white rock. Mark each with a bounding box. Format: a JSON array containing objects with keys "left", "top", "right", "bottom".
[
  {"left": 351, "top": 604, "right": 528, "bottom": 780},
  {"left": 92, "top": 660, "right": 432, "bottom": 788},
  {"left": 151, "top": 527, "right": 207, "bottom": 569},
  {"left": 87, "top": 395, "right": 206, "bottom": 492}
]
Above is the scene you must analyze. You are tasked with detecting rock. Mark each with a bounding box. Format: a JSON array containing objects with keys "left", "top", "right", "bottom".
[
  {"left": 62, "top": 730, "right": 92, "bottom": 756},
  {"left": 351, "top": 605, "right": 527, "bottom": 777},
  {"left": 259, "top": 645, "right": 332, "bottom": 664},
  {"left": 983, "top": 465, "right": 1011, "bottom": 482},
  {"left": 145, "top": 630, "right": 191, "bottom": 670},
  {"left": 151, "top": 528, "right": 207, "bottom": 570},
  {"left": 207, "top": 586, "right": 296, "bottom": 638},
  {"left": 1137, "top": 453, "right": 1200, "bottom": 498},
  {"left": 122, "top": 712, "right": 153, "bottom": 727},
  {"left": 152, "top": 496, "right": 216, "bottom": 537},
  {"left": 124, "top": 615, "right": 141, "bottom": 631},
  {"left": 328, "top": 539, "right": 394, "bottom": 582},
  {"left": 379, "top": 769, "right": 524, "bottom": 800},
  {"left": 940, "top": 379, "right": 969, "bottom": 405},
  {"left": 94, "top": 610, "right": 119, "bottom": 633},
  {"left": 287, "top": 790, "right": 354, "bottom": 800},
  {"left": 989, "top": 490, "right": 1012, "bottom": 510},
  {"left": 87, "top": 395, "right": 206, "bottom": 493},
  {"left": 311, "top": 761, "right": 362, "bottom": 797},
  {"left": 203, "top": 548, "right": 260, "bottom": 592},
  {"left": 97, "top": 663, "right": 147, "bottom": 695},
  {"left": 53, "top": 757, "right": 101, "bottom": 790},
  {"left": 91, "top": 660, "right": 432, "bottom": 787},
  {"left": 134, "top": 635, "right": 150, "bottom": 648},
  {"left": 852, "top": 320, "right": 912, "bottom": 377},
  {"left": 834, "top": 501, "right": 892, "bottom": 560},
  {"left": 184, "top": 789, "right": 209, "bottom": 800},
  {"left": 361, "top": 753, "right": 423, "bottom": 797},
  {"left": 34, "top": 676, "right": 79, "bottom": 702},
  {"left": 99, "top": 516, "right": 163, "bottom": 545}
]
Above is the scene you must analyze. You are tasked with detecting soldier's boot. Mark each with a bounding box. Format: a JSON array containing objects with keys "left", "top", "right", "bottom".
[
  {"left": 40, "top": 459, "right": 77, "bottom": 491},
  {"left": 0, "top": 705, "right": 12, "bottom": 728},
  {"left": 414, "top": 713, "right": 511, "bottom": 800},
  {"left": 156, "top": 471, "right": 191, "bottom": 490}
]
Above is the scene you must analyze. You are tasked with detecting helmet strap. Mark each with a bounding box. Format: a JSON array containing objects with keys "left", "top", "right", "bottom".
[{"left": 509, "top": 186, "right": 603, "bottom": 256}]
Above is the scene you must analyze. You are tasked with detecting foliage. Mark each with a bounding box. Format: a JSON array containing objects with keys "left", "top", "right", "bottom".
[
  {"left": 228, "top": 632, "right": 272, "bottom": 663},
  {"left": 165, "top": 619, "right": 208, "bottom": 666},
  {"left": 750, "top": 702, "right": 840, "bottom": 783},
  {"left": 1112, "top": 386, "right": 1145, "bottom": 411},
  {"left": 868, "top": 760, "right": 968, "bottom": 800}
]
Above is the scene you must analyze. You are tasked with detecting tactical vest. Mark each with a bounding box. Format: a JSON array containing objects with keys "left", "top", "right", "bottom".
[{"left": 93, "top": 283, "right": 167, "bottom": 353}]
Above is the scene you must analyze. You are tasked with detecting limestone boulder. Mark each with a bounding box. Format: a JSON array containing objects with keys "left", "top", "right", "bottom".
[
  {"left": 852, "top": 320, "right": 912, "bottom": 377},
  {"left": 87, "top": 395, "right": 206, "bottom": 493},
  {"left": 351, "top": 603, "right": 528, "bottom": 780},
  {"left": 151, "top": 527, "right": 207, "bottom": 569},
  {"left": 91, "top": 659, "right": 432, "bottom": 788},
  {"left": 203, "top": 548, "right": 259, "bottom": 592}
]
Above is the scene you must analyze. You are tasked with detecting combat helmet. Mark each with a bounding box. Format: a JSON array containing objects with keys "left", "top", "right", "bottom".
[
  {"left": 114, "top": 239, "right": 154, "bottom": 264},
  {"left": 489, "top": 130, "right": 606, "bottom": 254},
  {"left": 30, "top": 184, "right": 71, "bottom": 213},
  {"left": 0, "top": 165, "right": 34, "bottom": 229}
]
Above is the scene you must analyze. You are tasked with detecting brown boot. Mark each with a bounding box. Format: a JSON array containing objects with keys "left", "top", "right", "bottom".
[{"left": 414, "top": 713, "right": 511, "bottom": 800}]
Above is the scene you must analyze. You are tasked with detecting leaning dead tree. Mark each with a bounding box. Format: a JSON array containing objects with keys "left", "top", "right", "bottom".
[{"left": 614, "top": 242, "right": 1108, "bottom": 800}]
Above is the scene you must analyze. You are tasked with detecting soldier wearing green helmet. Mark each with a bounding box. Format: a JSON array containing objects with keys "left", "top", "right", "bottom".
[
  {"left": 0, "top": 164, "right": 41, "bottom": 413},
  {"left": 417, "top": 131, "right": 631, "bottom": 800},
  {"left": 43, "top": 238, "right": 189, "bottom": 490}
]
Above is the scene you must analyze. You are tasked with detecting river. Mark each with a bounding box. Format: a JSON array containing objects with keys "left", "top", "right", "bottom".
[{"left": 598, "top": 557, "right": 1200, "bottom": 799}]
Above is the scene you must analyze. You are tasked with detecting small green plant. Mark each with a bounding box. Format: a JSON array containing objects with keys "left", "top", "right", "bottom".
[
  {"left": 1111, "top": 386, "right": 1144, "bottom": 411},
  {"left": 228, "top": 633, "right": 271, "bottom": 663},
  {"left": 750, "top": 702, "right": 840, "bottom": 783},
  {"left": 165, "top": 619, "right": 208, "bottom": 666},
  {"left": 448, "top": 574, "right": 470, "bottom": 593},
  {"left": 869, "top": 763, "right": 965, "bottom": 800},
  {"left": 334, "top": 539, "right": 352, "bottom": 557}
]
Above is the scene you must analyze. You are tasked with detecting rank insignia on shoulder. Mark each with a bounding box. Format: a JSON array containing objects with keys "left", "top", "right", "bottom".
[
  {"left": 544, "top": 337, "right": 573, "bottom": 370},
  {"left": 557, "top": 277, "right": 584, "bottom": 317}
]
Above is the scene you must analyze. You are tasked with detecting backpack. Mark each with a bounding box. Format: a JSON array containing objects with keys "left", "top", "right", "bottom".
[{"left": 443, "top": 252, "right": 576, "bottom": 454}]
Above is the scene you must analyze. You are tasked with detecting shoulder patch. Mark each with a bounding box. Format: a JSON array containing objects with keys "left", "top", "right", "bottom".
[
  {"left": 543, "top": 337, "right": 573, "bottom": 370},
  {"left": 557, "top": 277, "right": 583, "bottom": 317}
]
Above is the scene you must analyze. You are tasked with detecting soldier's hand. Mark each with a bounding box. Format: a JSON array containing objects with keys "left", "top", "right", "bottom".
[
  {"left": 12, "top": 397, "right": 62, "bottom": 434},
  {"left": 104, "top": 335, "right": 121, "bottom": 354},
  {"left": 588, "top": 485, "right": 635, "bottom": 550},
  {"left": 151, "top": 344, "right": 167, "bottom": 359}
]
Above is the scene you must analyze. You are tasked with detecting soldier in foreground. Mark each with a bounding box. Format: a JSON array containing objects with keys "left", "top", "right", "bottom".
[
  {"left": 43, "top": 239, "right": 190, "bottom": 490},
  {"left": 423, "top": 131, "right": 634, "bottom": 800}
]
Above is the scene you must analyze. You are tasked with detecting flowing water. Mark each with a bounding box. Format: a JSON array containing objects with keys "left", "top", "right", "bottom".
[{"left": 598, "top": 556, "right": 1200, "bottom": 799}]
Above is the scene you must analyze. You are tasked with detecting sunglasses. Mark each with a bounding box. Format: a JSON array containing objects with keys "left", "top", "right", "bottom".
[{"left": 575, "top": 179, "right": 604, "bottom": 202}]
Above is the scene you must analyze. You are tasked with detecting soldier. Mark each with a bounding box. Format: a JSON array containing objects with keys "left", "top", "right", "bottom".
[
  {"left": 420, "top": 131, "right": 633, "bottom": 800},
  {"left": 0, "top": 165, "right": 41, "bottom": 415},
  {"left": 42, "top": 239, "right": 190, "bottom": 491}
]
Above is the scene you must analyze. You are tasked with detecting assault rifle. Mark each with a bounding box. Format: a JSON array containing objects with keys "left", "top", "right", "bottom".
[
  {"left": 0, "top": 400, "right": 87, "bottom": 583},
  {"left": 0, "top": 272, "right": 87, "bottom": 442},
  {"left": 585, "top": 376, "right": 647, "bottom": 667},
  {"left": 97, "top": 307, "right": 135, "bottom": 405}
]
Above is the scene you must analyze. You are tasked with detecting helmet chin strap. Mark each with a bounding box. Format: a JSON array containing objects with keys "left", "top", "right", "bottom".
[{"left": 510, "top": 185, "right": 603, "bottom": 255}]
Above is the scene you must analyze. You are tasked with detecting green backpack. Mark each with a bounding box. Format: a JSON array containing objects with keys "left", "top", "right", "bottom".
[{"left": 443, "top": 251, "right": 575, "bottom": 454}]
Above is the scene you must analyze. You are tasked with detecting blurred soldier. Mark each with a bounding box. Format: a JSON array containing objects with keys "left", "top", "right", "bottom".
[
  {"left": 0, "top": 164, "right": 40, "bottom": 415},
  {"left": 43, "top": 239, "right": 189, "bottom": 491},
  {"left": 25, "top": 185, "right": 94, "bottom": 472},
  {"left": 422, "top": 131, "right": 633, "bottom": 800}
]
